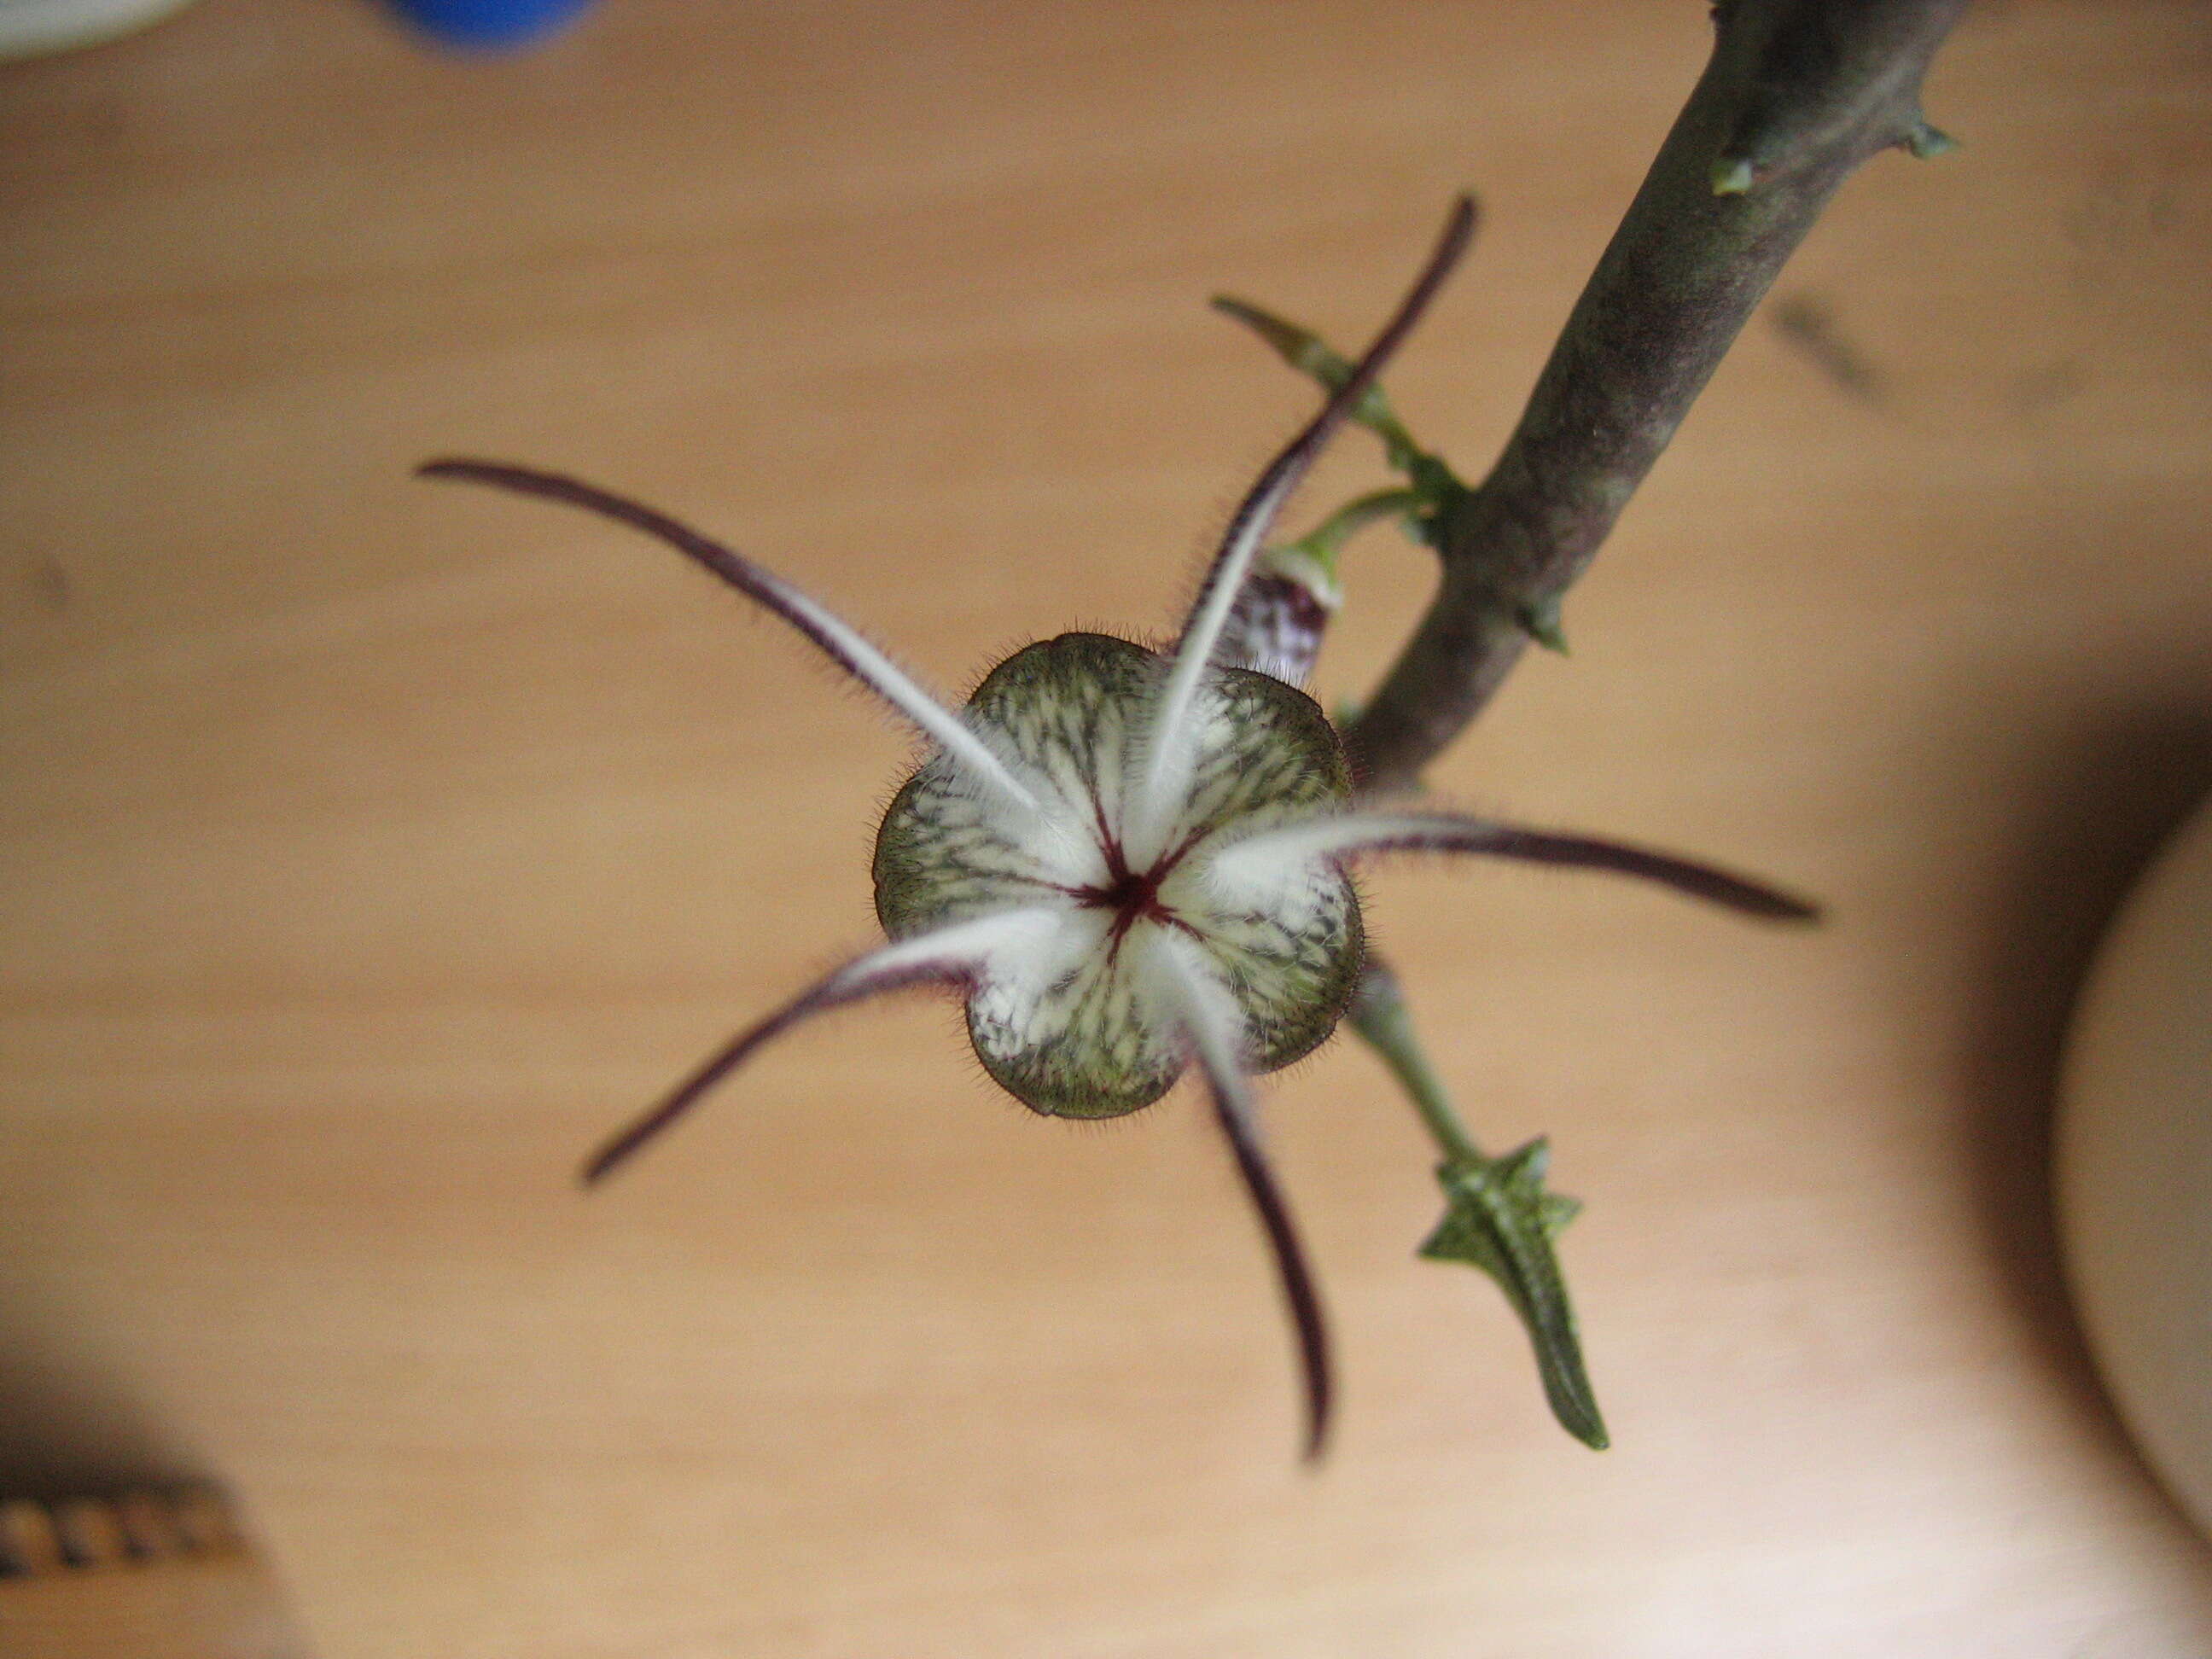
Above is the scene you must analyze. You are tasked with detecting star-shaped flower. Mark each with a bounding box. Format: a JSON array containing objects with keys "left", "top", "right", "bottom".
[{"left": 422, "top": 198, "right": 1810, "bottom": 1458}]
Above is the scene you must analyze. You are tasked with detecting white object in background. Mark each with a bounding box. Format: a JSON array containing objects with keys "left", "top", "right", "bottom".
[
  {"left": 0, "top": 0, "right": 199, "bottom": 61},
  {"left": 2059, "top": 789, "right": 2212, "bottom": 1541}
]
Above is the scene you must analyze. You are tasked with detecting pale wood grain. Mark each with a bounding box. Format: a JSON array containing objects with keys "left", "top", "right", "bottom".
[
  {"left": 5, "top": 3, "right": 2212, "bottom": 1656},
  {"left": 0, "top": 1491, "right": 307, "bottom": 1657},
  {"left": 0, "top": 1551, "right": 310, "bottom": 1659}
]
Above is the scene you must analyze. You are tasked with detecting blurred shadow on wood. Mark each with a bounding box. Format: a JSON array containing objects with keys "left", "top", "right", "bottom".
[
  {"left": 1963, "top": 706, "right": 2212, "bottom": 1471},
  {"left": 0, "top": 1326, "right": 203, "bottom": 1502}
]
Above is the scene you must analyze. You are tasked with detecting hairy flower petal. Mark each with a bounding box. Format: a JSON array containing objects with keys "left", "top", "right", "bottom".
[
  {"left": 1155, "top": 933, "right": 1334, "bottom": 1460},
  {"left": 416, "top": 459, "right": 1040, "bottom": 815},
  {"left": 580, "top": 907, "right": 1062, "bottom": 1184},
  {"left": 1134, "top": 196, "right": 1476, "bottom": 855},
  {"left": 1211, "top": 811, "right": 1820, "bottom": 921}
]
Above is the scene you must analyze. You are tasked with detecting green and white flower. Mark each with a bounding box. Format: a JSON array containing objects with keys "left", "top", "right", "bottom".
[{"left": 422, "top": 201, "right": 1809, "bottom": 1458}]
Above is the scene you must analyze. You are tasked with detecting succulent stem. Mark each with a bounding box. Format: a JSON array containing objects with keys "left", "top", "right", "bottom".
[{"left": 1343, "top": 0, "right": 1968, "bottom": 793}]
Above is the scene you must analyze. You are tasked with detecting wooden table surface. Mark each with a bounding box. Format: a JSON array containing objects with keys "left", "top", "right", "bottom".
[{"left": 6, "top": 3, "right": 2212, "bottom": 1655}]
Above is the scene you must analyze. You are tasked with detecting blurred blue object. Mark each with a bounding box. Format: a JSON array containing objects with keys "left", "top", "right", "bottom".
[{"left": 383, "top": 0, "right": 594, "bottom": 50}]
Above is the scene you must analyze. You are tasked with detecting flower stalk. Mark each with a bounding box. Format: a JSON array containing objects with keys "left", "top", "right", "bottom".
[
  {"left": 1349, "top": 962, "right": 1605, "bottom": 1449},
  {"left": 1208, "top": 0, "right": 1963, "bottom": 1444}
]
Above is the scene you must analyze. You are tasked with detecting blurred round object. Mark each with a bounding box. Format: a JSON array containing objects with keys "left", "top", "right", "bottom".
[
  {"left": 2058, "top": 789, "right": 2212, "bottom": 1540},
  {"left": 0, "top": 0, "right": 198, "bottom": 61},
  {"left": 381, "top": 0, "right": 593, "bottom": 50}
]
